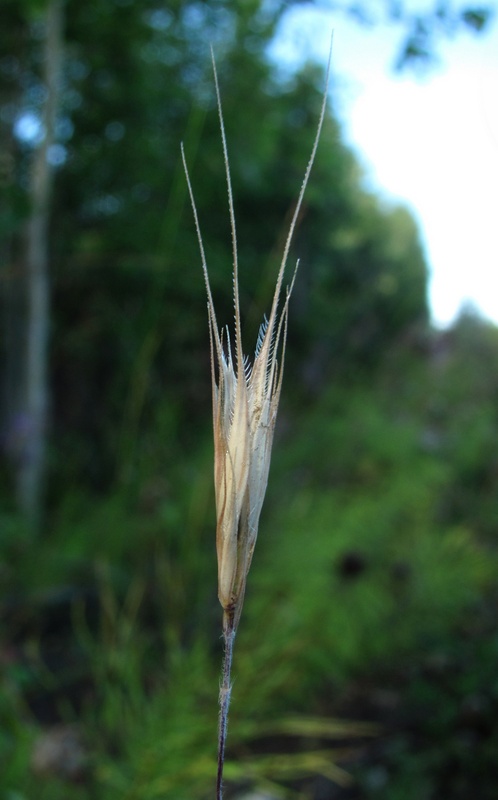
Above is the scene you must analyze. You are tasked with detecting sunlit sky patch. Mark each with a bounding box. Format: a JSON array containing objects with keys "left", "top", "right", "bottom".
[{"left": 270, "top": 5, "right": 498, "bottom": 328}]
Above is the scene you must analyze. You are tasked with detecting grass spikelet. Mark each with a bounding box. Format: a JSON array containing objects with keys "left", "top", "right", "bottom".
[{"left": 181, "top": 40, "right": 332, "bottom": 799}]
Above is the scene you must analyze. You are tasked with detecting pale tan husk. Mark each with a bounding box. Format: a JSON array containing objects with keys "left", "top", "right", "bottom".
[{"left": 182, "top": 44, "right": 331, "bottom": 632}]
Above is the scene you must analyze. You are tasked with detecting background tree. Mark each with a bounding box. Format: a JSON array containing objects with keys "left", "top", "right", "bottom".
[
  {"left": 1, "top": 0, "right": 64, "bottom": 527},
  {"left": 23, "top": 0, "right": 64, "bottom": 525}
]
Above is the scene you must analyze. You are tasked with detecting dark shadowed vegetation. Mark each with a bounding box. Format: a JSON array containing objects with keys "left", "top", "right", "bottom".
[{"left": 1, "top": 2, "right": 497, "bottom": 798}]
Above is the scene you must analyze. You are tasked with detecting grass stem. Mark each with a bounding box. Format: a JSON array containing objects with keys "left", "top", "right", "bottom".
[{"left": 217, "top": 612, "right": 236, "bottom": 799}]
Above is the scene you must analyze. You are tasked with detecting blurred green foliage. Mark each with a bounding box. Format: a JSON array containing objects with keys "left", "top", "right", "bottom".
[{"left": 1, "top": 1, "right": 498, "bottom": 798}]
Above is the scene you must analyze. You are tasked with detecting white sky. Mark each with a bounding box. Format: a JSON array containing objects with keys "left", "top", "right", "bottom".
[{"left": 270, "top": 5, "right": 498, "bottom": 328}]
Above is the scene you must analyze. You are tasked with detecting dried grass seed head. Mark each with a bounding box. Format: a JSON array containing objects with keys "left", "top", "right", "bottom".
[{"left": 181, "top": 43, "right": 331, "bottom": 629}]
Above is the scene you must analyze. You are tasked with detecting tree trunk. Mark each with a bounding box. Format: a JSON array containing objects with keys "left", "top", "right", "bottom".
[{"left": 18, "top": 0, "right": 64, "bottom": 527}]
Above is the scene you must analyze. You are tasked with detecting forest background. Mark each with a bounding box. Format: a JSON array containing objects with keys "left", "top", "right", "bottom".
[{"left": 1, "top": 1, "right": 498, "bottom": 798}]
